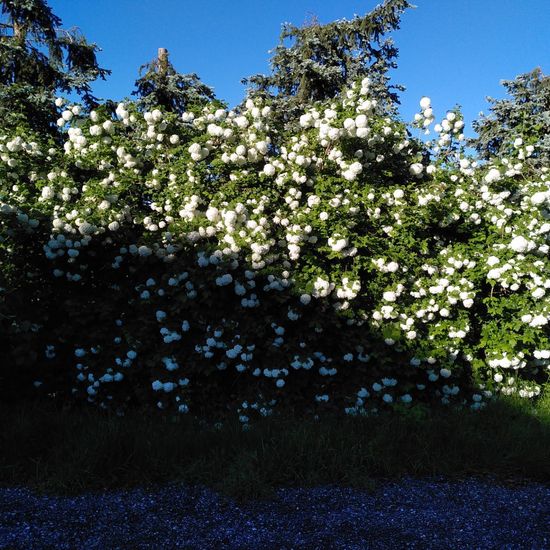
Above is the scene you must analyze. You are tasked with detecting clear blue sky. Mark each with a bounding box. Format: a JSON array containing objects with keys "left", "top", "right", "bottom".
[{"left": 50, "top": 0, "right": 549, "bottom": 136}]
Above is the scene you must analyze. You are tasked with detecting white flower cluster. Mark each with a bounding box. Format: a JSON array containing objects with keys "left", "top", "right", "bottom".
[{"left": 2, "top": 73, "right": 549, "bottom": 421}]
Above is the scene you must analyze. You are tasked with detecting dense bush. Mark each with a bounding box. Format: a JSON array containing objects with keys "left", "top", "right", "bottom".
[
  {"left": 2, "top": 72, "right": 549, "bottom": 423},
  {"left": 1, "top": 0, "right": 549, "bottom": 424}
]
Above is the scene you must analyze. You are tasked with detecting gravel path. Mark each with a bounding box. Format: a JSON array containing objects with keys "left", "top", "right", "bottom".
[{"left": 1, "top": 478, "right": 549, "bottom": 549}]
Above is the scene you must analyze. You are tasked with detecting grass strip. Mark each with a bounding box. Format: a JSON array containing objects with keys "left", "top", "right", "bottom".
[{"left": 1, "top": 394, "right": 549, "bottom": 501}]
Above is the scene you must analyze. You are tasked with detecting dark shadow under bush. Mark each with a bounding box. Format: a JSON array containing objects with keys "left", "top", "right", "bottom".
[{"left": 1, "top": 393, "right": 549, "bottom": 501}]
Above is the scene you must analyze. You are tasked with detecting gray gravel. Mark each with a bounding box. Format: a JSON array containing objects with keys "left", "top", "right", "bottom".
[{"left": 1, "top": 478, "right": 549, "bottom": 549}]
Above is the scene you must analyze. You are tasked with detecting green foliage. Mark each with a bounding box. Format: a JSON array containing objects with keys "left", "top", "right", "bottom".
[
  {"left": 0, "top": 0, "right": 109, "bottom": 131},
  {"left": 471, "top": 68, "right": 550, "bottom": 170},
  {"left": 133, "top": 48, "right": 217, "bottom": 114},
  {"left": 1, "top": 0, "right": 549, "bottom": 424},
  {"left": 243, "top": 0, "right": 411, "bottom": 121}
]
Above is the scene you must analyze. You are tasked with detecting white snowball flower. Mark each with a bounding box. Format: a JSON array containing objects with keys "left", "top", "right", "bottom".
[
  {"left": 215, "top": 274, "right": 233, "bottom": 286},
  {"left": 441, "top": 119, "right": 452, "bottom": 132},
  {"left": 156, "top": 311, "right": 167, "bottom": 322},
  {"left": 41, "top": 186, "right": 54, "bottom": 200},
  {"left": 300, "top": 113, "right": 313, "bottom": 127},
  {"left": 530, "top": 315, "right": 548, "bottom": 327},
  {"left": 188, "top": 143, "right": 201, "bottom": 155},
  {"left": 355, "top": 114, "right": 368, "bottom": 128},
  {"left": 343, "top": 118, "right": 355, "bottom": 130},
  {"left": 484, "top": 168, "right": 501, "bottom": 183},
  {"left": 312, "top": 277, "right": 334, "bottom": 298},
  {"left": 532, "top": 288, "right": 545, "bottom": 299},
  {"left": 419, "top": 97, "right": 431, "bottom": 109},
  {"left": 162, "top": 382, "right": 176, "bottom": 392},
  {"left": 263, "top": 164, "right": 276, "bottom": 176},
  {"left": 509, "top": 236, "right": 530, "bottom": 253},
  {"left": 78, "top": 222, "right": 95, "bottom": 235},
  {"left": 531, "top": 191, "right": 548, "bottom": 206},
  {"left": 328, "top": 236, "right": 348, "bottom": 252},
  {"left": 521, "top": 314, "right": 533, "bottom": 323},
  {"left": 235, "top": 116, "right": 249, "bottom": 128},
  {"left": 409, "top": 163, "right": 424, "bottom": 176}
]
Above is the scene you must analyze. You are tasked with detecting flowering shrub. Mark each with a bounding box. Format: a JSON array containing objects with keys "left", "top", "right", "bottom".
[{"left": 1, "top": 74, "right": 549, "bottom": 423}]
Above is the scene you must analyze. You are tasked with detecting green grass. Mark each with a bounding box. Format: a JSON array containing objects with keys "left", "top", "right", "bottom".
[{"left": 1, "top": 394, "right": 550, "bottom": 501}]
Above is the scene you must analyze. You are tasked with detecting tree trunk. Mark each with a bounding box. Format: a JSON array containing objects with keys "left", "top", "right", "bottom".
[{"left": 157, "top": 47, "right": 169, "bottom": 76}]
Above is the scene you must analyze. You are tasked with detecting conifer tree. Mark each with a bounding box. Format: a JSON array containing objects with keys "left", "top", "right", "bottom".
[
  {"left": 471, "top": 68, "right": 550, "bottom": 170},
  {"left": 0, "top": 0, "right": 109, "bottom": 130},
  {"left": 133, "top": 47, "right": 216, "bottom": 114},
  {"left": 243, "top": 0, "right": 411, "bottom": 120}
]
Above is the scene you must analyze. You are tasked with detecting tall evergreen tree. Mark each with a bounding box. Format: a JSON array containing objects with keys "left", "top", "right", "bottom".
[
  {"left": 242, "top": 0, "right": 411, "bottom": 120},
  {"left": 133, "top": 47, "right": 216, "bottom": 114},
  {"left": 471, "top": 68, "right": 550, "bottom": 169},
  {"left": 0, "top": 0, "right": 109, "bottom": 131}
]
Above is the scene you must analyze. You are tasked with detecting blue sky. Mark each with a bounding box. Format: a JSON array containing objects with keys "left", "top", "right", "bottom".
[{"left": 50, "top": 0, "right": 548, "bottom": 136}]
